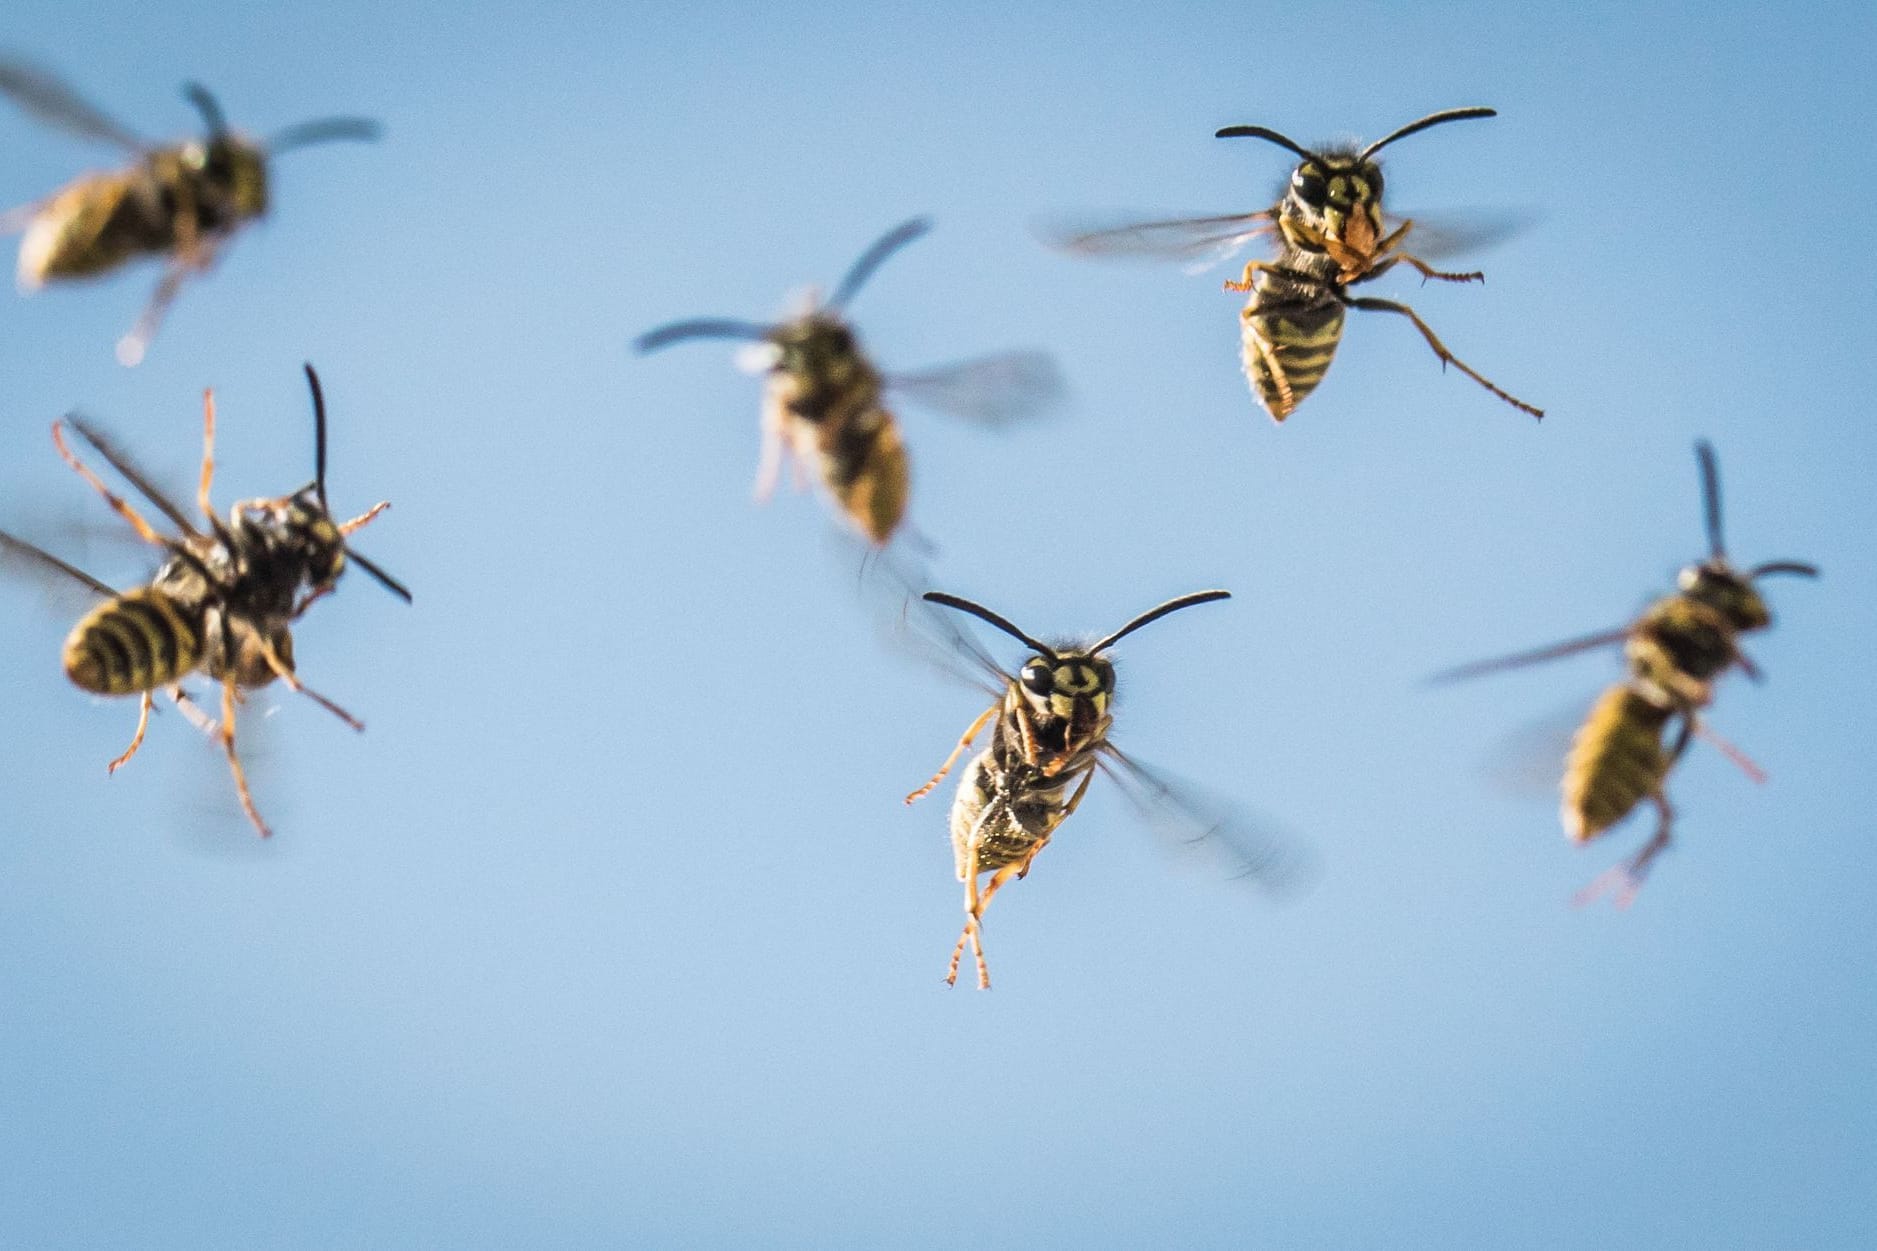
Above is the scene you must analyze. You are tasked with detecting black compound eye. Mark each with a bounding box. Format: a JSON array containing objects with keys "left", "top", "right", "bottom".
[
  {"left": 1363, "top": 166, "right": 1384, "bottom": 201},
  {"left": 1020, "top": 662, "right": 1054, "bottom": 695},
  {"left": 1093, "top": 658, "right": 1116, "bottom": 690},
  {"left": 1291, "top": 165, "right": 1328, "bottom": 207}
]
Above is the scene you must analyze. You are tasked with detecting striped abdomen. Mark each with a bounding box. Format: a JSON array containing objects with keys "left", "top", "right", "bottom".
[
  {"left": 1561, "top": 684, "right": 1674, "bottom": 844},
  {"left": 949, "top": 751, "right": 1083, "bottom": 879},
  {"left": 61, "top": 587, "right": 204, "bottom": 695},
  {"left": 1239, "top": 277, "right": 1345, "bottom": 422},
  {"left": 819, "top": 405, "right": 908, "bottom": 544},
  {"left": 18, "top": 170, "right": 172, "bottom": 287}
]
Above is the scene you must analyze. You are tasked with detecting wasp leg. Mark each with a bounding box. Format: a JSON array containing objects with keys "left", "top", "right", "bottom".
[
  {"left": 50, "top": 422, "right": 168, "bottom": 546},
  {"left": 1222, "top": 259, "right": 1316, "bottom": 294},
  {"left": 1575, "top": 793, "right": 1674, "bottom": 910},
  {"left": 106, "top": 691, "right": 156, "bottom": 774},
  {"left": 1694, "top": 718, "right": 1767, "bottom": 784},
  {"left": 1393, "top": 253, "right": 1486, "bottom": 285},
  {"left": 258, "top": 634, "right": 365, "bottom": 731},
  {"left": 1342, "top": 295, "right": 1543, "bottom": 418},
  {"left": 906, "top": 705, "right": 996, "bottom": 805},
  {"left": 169, "top": 686, "right": 217, "bottom": 735},
  {"left": 947, "top": 839, "right": 984, "bottom": 988},
  {"left": 339, "top": 501, "right": 391, "bottom": 535},
  {"left": 1243, "top": 314, "right": 1299, "bottom": 418},
  {"left": 194, "top": 388, "right": 220, "bottom": 520},
  {"left": 116, "top": 256, "right": 201, "bottom": 367},
  {"left": 217, "top": 673, "right": 271, "bottom": 838}
]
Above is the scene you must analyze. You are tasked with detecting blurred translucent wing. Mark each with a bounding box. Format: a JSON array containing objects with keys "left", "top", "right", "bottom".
[
  {"left": 1039, "top": 210, "right": 1275, "bottom": 271},
  {"left": 1096, "top": 745, "right": 1315, "bottom": 899},
  {"left": 887, "top": 351, "right": 1064, "bottom": 426},
  {"left": 0, "top": 58, "right": 147, "bottom": 151},
  {"left": 1, "top": 199, "right": 42, "bottom": 234},
  {"left": 1480, "top": 701, "right": 1588, "bottom": 799},
  {"left": 0, "top": 527, "right": 118, "bottom": 599},
  {"left": 1385, "top": 208, "right": 1534, "bottom": 263},
  {"left": 1429, "top": 628, "right": 1632, "bottom": 684},
  {"left": 858, "top": 544, "right": 1008, "bottom": 697}
]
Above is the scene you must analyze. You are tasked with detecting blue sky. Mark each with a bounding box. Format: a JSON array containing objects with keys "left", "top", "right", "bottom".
[{"left": 1, "top": 2, "right": 1873, "bottom": 1246}]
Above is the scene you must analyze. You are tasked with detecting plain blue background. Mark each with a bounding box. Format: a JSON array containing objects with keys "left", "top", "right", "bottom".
[{"left": 1, "top": 2, "right": 1873, "bottom": 1246}]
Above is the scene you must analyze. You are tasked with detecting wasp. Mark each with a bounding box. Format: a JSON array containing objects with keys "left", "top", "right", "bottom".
[
  {"left": 1434, "top": 442, "right": 1816, "bottom": 904},
  {"left": 1050, "top": 108, "right": 1540, "bottom": 422},
  {"left": 635, "top": 217, "right": 1062, "bottom": 545},
  {"left": 0, "top": 57, "right": 379, "bottom": 365},
  {"left": 903, "top": 587, "right": 1299, "bottom": 988},
  {"left": 0, "top": 365, "right": 410, "bottom": 837}
]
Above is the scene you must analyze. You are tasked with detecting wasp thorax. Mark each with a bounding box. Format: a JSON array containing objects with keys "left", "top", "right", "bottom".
[{"left": 1678, "top": 563, "right": 1771, "bottom": 631}]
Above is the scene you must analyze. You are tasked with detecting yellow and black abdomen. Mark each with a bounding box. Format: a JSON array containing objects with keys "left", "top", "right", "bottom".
[
  {"left": 818, "top": 404, "right": 908, "bottom": 545},
  {"left": 1561, "top": 684, "right": 1674, "bottom": 844},
  {"left": 61, "top": 587, "right": 204, "bottom": 696},
  {"left": 1240, "top": 277, "right": 1345, "bottom": 422},
  {"left": 948, "top": 752, "right": 1079, "bottom": 880},
  {"left": 17, "top": 171, "right": 173, "bottom": 286}
]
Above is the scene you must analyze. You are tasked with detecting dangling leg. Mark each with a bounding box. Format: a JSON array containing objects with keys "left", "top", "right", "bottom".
[
  {"left": 962, "top": 859, "right": 1034, "bottom": 990},
  {"left": 257, "top": 634, "right": 365, "bottom": 731},
  {"left": 1576, "top": 792, "right": 1676, "bottom": 910},
  {"left": 905, "top": 705, "right": 996, "bottom": 804},
  {"left": 50, "top": 422, "right": 169, "bottom": 546},
  {"left": 1343, "top": 295, "right": 1543, "bottom": 418},
  {"left": 753, "top": 406, "right": 787, "bottom": 503},
  {"left": 169, "top": 685, "right": 217, "bottom": 735},
  {"left": 1246, "top": 318, "right": 1297, "bottom": 417},
  {"left": 947, "top": 841, "right": 983, "bottom": 988},
  {"left": 1393, "top": 253, "right": 1486, "bottom": 285},
  {"left": 107, "top": 691, "right": 155, "bottom": 774},
  {"left": 196, "top": 388, "right": 219, "bottom": 521},
  {"left": 218, "top": 673, "right": 271, "bottom": 838},
  {"left": 1694, "top": 717, "right": 1767, "bottom": 784},
  {"left": 1222, "top": 259, "right": 1315, "bottom": 294},
  {"left": 116, "top": 260, "right": 194, "bottom": 368}
]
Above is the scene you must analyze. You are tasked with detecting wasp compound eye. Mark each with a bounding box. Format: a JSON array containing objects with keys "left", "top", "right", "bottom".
[
  {"left": 1291, "top": 166, "right": 1328, "bottom": 207},
  {"left": 1020, "top": 662, "right": 1054, "bottom": 695}
]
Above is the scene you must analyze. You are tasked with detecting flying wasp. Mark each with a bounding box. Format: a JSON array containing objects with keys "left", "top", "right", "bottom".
[
  {"left": 635, "top": 217, "right": 1062, "bottom": 545},
  {"left": 1433, "top": 442, "right": 1816, "bottom": 905},
  {"left": 0, "top": 365, "right": 410, "bottom": 837},
  {"left": 904, "top": 587, "right": 1300, "bottom": 989},
  {"left": 0, "top": 57, "right": 379, "bottom": 365},
  {"left": 1049, "top": 108, "right": 1541, "bottom": 422}
]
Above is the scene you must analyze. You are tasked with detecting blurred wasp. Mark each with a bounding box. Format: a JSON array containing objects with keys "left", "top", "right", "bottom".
[
  {"left": 0, "top": 365, "right": 410, "bottom": 837},
  {"left": 0, "top": 57, "right": 379, "bottom": 365},
  {"left": 903, "top": 587, "right": 1301, "bottom": 988},
  {"left": 1049, "top": 108, "right": 1540, "bottom": 422},
  {"left": 635, "top": 217, "right": 1062, "bottom": 545},
  {"left": 1433, "top": 442, "right": 1815, "bottom": 905}
]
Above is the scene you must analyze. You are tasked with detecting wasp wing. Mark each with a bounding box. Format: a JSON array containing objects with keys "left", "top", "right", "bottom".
[
  {"left": 1382, "top": 208, "right": 1535, "bottom": 263},
  {"left": 887, "top": 351, "right": 1064, "bottom": 427},
  {"left": 1038, "top": 210, "right": 1276, "bottom": 271},
  {"left": 1096, "top": 744, "right": 1314, "bottom": 899},
  {"left": 858, "top": 544, "right": 1008, "bottom": 697},
  {"left": 1428, "top": 627, "right": 1633, "bottom": 685},
  {"left": 0, "top": 58, "right": 147, "bottom": 152},
  {"left": 0, "top": 527, "right": 118, "bottom": 600}
]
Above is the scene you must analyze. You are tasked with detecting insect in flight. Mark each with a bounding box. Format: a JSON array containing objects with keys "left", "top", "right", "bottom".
[
  {"left": 0, "top": 57, "right": 380, "bottom": 365},
  {"left": 905, "top": 587, "right": 1300, "bottom": 988},
  {"left": 634, "top": 217, "right": 1062, "bottom": 546},
  {"left": 1433, "top": 442, "right": 1816, "bottom": 905},
  {"left": 0, "top": 365, "right": 411, "bottom": 837},
  {"left": 1049, "top": 108, "right": 1541, "bottom": 422}
]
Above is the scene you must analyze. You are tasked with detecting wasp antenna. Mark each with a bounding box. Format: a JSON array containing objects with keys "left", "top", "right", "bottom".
[
  {"left": 1093, "top": 590, "right": 1231, "bottom": 653},
  {"left": 303, "top": 363, "right": 330, "bottom": 512},
  {"left": 1360, "top": 107, "right": 1497, "bottom": 159},
  {"left": 1214, "top": 125, "right": 1316, "bottom": 163},
  {"left": 181, "top": 81, "right": 227, "bottom": 139},
  {"left": 827, "top": 217, "right": 932, "bottom": 312},
  {"left": 1695, "top": 440, "right": 1725, "bottom": 560},
  {"left": 347, "top": 548, "right": 412, "bottom": 603},
  {"left": 634, "top": 318, "right": 775, "bottom": 354},
  {"left": 1749, "top": 560, "right": 1820, "bottom": 580},
  {"left": 267, "top": 116, "right": 382, "bottom": 153},
  {"left": 923, "top": 592, "right": 1058, "bottom": 660}
]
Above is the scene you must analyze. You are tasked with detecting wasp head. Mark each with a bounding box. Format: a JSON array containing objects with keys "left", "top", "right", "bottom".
[
  {"left": 1017, "top": 650, "right": 1116, "bottom": 733},
  {"left": 1677, "top": 561, "right": 1771, "bottom": 632}
]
